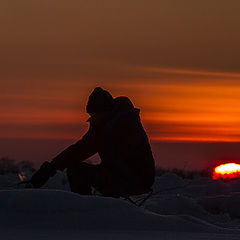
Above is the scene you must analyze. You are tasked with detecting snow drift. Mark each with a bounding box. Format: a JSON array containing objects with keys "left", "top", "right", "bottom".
[
  {"left": 0, "top": 189, "right": 229, "bottom": 233},
  {"left": 1, "top": 172, "right": 240, "bottom": 239}
]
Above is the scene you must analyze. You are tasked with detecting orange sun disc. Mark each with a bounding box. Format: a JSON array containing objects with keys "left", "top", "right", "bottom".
[{"left": 212, "top": 163, "right": 240, "bottom": 180}]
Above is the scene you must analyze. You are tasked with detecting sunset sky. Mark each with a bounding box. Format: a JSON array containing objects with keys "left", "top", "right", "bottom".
[{"left": 1, "top": 1, "right": 240, "bottom": 167}]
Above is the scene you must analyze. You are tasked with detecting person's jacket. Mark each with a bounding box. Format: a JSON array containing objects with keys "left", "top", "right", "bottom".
[{"left": 51, "top": 97, "right": 155, "bottom": 187}]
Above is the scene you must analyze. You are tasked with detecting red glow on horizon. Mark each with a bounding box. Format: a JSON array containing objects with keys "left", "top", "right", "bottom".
[{"left": 212, "top": 163, "right": 240, "bottom": 180}]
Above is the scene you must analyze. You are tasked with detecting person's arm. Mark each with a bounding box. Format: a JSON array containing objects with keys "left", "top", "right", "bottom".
[
  {"left": 30, "top": 123, "right": 97, "bottom": 188},
  {"left": 51, "top": 123, "right": 97, "bottom": 171}
]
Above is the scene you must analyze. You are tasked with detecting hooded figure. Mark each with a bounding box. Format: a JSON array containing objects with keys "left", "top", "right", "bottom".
[{"left": 30, "top": 87, "right": 155, "bottom": 197}]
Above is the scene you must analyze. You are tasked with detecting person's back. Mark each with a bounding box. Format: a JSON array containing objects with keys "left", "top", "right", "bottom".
[
  {"left": 30, "top": 88, "right": 155, "bottom": 197},
  {"left": 95, "top": 96, "right": 155, "bottom": 194}
]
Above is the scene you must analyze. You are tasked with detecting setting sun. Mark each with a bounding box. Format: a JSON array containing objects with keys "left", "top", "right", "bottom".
[{"left": 212, "top": 163, "right": 240, "bottom": 180}]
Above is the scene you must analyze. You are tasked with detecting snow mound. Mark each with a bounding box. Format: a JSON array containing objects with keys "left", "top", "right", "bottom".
[
  {"left": 145, "top": 195, "right": 231, "bottom": 225},
  {"left": 0, "top": 189, "right": 232, "bottom": 233},
  {"left": 153, "top": 173, "right": 185, "bottom": 193},
  {"left": 198, "top": 193, "right": 240, "bottom": 219}
]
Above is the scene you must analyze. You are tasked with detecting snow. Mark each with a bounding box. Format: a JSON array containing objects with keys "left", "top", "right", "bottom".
[{"left": 1, "top": 172, "right": 240, "bottom": 239}]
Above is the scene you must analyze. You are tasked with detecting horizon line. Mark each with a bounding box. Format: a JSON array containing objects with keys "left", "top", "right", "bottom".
[{"left": 1, "top": 136, "right": 240, "bottom": 144}]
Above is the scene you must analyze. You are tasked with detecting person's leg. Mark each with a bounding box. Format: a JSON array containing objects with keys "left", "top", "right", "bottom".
[
  {"left": 67, "top": 162, "right": 98, "bottom": 195},
  {"left": 92, "top": 167, "right": 127, "bottom": 197},
  {"left": 67, "top": 163, "right": 145, "bottom": 197}
]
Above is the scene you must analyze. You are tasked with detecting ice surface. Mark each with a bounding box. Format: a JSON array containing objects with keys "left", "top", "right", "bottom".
[{"left": 1, "top": 172, "right": 240, "bottom": 239}]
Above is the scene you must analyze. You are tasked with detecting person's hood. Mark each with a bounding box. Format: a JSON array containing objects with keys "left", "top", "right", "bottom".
[
  {"left": 87, "top": 96, "right": 140, "bottom": 125},
  {"left": 111, "top": 96, "right": 140, "bottom": 115}
]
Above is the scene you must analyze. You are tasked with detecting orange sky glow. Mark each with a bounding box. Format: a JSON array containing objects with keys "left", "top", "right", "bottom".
[
  {"left": 2, "top": 66, "right": 240, "bottom": 142},
  {"left": 1, "top": 0, "right": 240, "bottom": 144}
]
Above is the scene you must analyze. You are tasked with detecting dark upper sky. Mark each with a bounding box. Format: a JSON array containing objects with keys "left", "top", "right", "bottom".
[{"left": 1, "top": 1, "right": 240, "bottom": 70}]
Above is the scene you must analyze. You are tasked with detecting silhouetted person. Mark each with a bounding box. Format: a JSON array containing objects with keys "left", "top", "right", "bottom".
[{"left": 30, "top": 87, "right": 155, "bottom": 197}]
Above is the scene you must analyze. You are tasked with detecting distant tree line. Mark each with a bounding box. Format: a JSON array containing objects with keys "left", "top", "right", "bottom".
[
  {"left": 0, "top": 157, "right": 36, "bottom": 174},
  {"left": 155, "top": 167, "right": 211, "bottom": 179}
]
